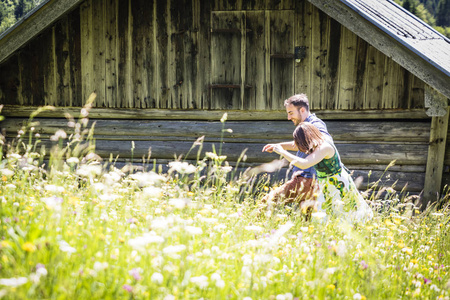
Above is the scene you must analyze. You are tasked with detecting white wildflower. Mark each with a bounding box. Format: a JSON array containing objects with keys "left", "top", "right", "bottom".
[
  {"left": 44, "top": 185, "right": 65, "bottom": 193},
  {"left": 190, "top": 275, "right": 209, "bottom": 289},
  {"left": 76, "top": 164, "right": 102, "bottom": 177},
  {"left": 353, "top": 293, "right": 362, "bottom": 300},
  {"left": 67, "top": 157, "right": 80, "bottom": 164},
  {"left": 128, "top": 233, "right": 164, "bottom": 251},
  {"left": 0, "top": 277, "right": 28, "bottom": 287},
  {"left": 93, "top": 261, "right": 109, "bottom": 272},
  {"left": 143, "top": 186, "right": 163, "bottom": 199},
  {"left": 168, "top": 161, "right": 197, "bottom": 174},
  {"left": 220, "top": 113, "right": 228, "bottom": 123},
  {"left": 130, "top": 171, "right": 165, "bottom": 187},
  {"left": 205, "top": 152, "right": 218, "bottom": 160},
  {"left": 151, "top": 272, "right": 164, "bottom": 285},
  {"left": 163, "top": 245, "right": 187, "bottom": 255},
  {"left": 185, "top": 226, "right": 203, "bottom": 235},
  {"left": 168, "top": 198, "right": 190, "bottom": 209},
  {"left": 6, "top": 184, "right": 16, "bottom": 190},
  {"left": 58, "top": 240, "right": 77, "bottom": 254},
  {"left": 0, "top": 169, "right": 14, "bottom": 178},
  {"left": 245, "top": 225, "right": 264, "bottom": 232},
  {"left": 42, "top": 196, "right": 63, "bottom": 211},
  {"left": 336, "top": 240, "right": 347, "bottom": 256},
  {"left": 50, "top": 129, "right": 67, "bottom": 141},
  {"left": 311, "top": 211, "right": 327, "bottom": 220}
]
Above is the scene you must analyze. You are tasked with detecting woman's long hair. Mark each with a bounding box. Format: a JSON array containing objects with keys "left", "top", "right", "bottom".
[{"left": 293, "top": 123, "right": 325, "bottom": 154}]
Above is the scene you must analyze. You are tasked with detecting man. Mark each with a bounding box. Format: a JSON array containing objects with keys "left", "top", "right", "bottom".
[{"left": 261, "top": 94, "right": 333, "bottom": 210}]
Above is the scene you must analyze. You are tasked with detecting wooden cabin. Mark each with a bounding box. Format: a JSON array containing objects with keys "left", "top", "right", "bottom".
[{"left": 0, "top": 0, "right": 449, "bottom": 205}]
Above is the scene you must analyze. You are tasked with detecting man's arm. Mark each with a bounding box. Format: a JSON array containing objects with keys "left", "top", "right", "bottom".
[{"left": 262, "top": 141, "right": 298, "bottom": 153}]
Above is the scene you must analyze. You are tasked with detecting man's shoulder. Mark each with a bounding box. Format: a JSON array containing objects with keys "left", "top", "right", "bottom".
[{"left": 308, "top": 114, "right": 326, "bottom": 126}]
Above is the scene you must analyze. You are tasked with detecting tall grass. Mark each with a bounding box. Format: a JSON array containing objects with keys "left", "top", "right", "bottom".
[{"left": 0, "top": 102, "right": 449, "bottom": 299}]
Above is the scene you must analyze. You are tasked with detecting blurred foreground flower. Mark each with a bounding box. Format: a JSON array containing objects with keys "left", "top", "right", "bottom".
[
  {"left": 22, "top": 242, "right": 36, "bottom": 252},
  {"left": 151, "top": 272, "right": 163, "bottom": 284},
  {"left": 0, "top": 277, "right": 28, "bottom": 287},
  {"left": 168, "top": 162, "right": 196, "bottom": 174},
  {"left": 59, "top": 240, "right": 76, "bottom": 254}
]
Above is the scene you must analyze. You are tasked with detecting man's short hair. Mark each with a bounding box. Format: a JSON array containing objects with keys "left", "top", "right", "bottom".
[{"left": 284, "top": 94, "right": 309, "bottom": 111}]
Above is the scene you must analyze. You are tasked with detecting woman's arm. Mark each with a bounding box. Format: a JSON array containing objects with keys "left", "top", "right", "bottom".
[
  {"left": 273, "top": 143, "right": 334, "bottom": 169},
  {"left": 262, "top": 141, "right": 298, "bottom": 153}
]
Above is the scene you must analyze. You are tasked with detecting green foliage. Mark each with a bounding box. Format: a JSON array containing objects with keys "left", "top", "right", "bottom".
[
  {"left": 437, "top": 0, "right": 450, "bottom": 26},
  {"left": 0, "top": 0, "right": 43, "bottom": 35},
  {"left": 399, "top": 0, "right": 450, "bottom": 37}
]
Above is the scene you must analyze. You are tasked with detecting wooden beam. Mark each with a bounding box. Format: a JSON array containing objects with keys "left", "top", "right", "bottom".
[
  {"left": 1, "top": 118, "right": 431, "bottom": 142},
  {"left": 0, "top": 0, "right": 85, "bottom": 64},
  {"left": 425, "top": 85, "right": 449, "bottom": 117},
  {"left": 307, "top": 0, "right": 450, "bottom": 100},
  {"left": 0, "top": 105, "right": 429, "bottom": 120},
  {"left": 422, "top": 105, "right": 450, "bottom": 208}
]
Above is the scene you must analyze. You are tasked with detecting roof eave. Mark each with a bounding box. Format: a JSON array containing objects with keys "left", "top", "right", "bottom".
[
  {"left": 308, "top": 0, "right": 450, "bottom": 99},
  {"left": 0, "top": 0, "right": 84, "bottom": 65}
]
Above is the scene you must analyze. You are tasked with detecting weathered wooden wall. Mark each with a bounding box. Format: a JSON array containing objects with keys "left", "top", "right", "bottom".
[
  {"left": 0, "top": 0, "right": 425, "bottom": 110},
  {"left": 1, "top": 108, "right": 431, "bottom": 193}
]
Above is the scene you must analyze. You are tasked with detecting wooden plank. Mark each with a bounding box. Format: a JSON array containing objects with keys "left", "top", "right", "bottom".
[
  {"left": 155, "top": 0, "right": 169, "bottom": 109},
  {"left": 350, "top": 169, "right": 425, "bottom": 193},
  {"left": 1, "top": 106, "right": 431, "bottom": 120},
  {"left": 54, "top": 18, "right": 71, "bottom": 106},
  {"left": 337, "top": 26, "right": 357, "bottom": 110},
  {"left": 411, "top": 75, "right": 425, "bottom": 109},
  {"left": 92, "top": 0, "right": 106, "bottom": 107},
  {"left": 105, "top": 0, "right": 118, "bottom": 108},
  {"left": 309, "top": 4, "right": 323, "bottom": 109},
  {"left": 2, "top": 119, "right": 430, "bottom": 142},
  {"left": 0, "top": 0, "right": 86, "bottom": 65},
  {"left": 364, "top": 45, "right": 385, "bottom": 109},
  {"left": 44, "top": 26, "right": 57, "bottom": 106},
  {"left": 210, "top": 11, "right": 243, "bottom": 109},
  {"left": 147, "top": 0, "right": 157, "bottom": 108},
  {"left": 422, "top": 107, "right": 449, "bottom": 208},
  {"left": 27, "top": 138, "right": 427, "bottom": 166},
  {"left": 131, "top": 0, "right": 150, "bottom": 109},
  {"left": 196, "top": 0, "right": 212, "bottom": 109},
  {"left": 180, "top": 0, "right": 197, "bottom": 109},
  {"left": 324, "top": 17, "right": 340, "bottom": 110},
  {"left": 117, "top": 0, "right": 133, "bottom": 108},
  {"left": 242, "top": 0, "right": 265, "bottom": 10},
  {"left": 264, "top": 11, "right": 272, "bottom": 109},
  {"left": 353, "top": 35, "right": 368, "bottom": 110},
  {"left": 294, "top": 0, "right": 313, "bottom": 107},
  {"left": 30, "top": 36, "right": 45, "bottom": 106},
  {"left": 382, "top": 57, "right": 405, "bottom": 109},
  {"left": 80, "top": 0, "right": 94, "bottom": 106},
  {"left": 244, "top": 11, "right": 265, "bottom": 110},
  {"left": 269, "top": 10, "right": 294, "bottom": 109},
  {"left": 17, "top": 48, "right": 33, "bottom": 105},
  {"left": 68, "top": 8, "right": 82, "bottom": 107},
  {"left": 266, "top": 0, "right": 294, "bottom": 10},
  {"left": 0, "top": 56, "right": 20, "bottom": 105},
  {"left": 168, "top": 0, "right": 193, "bottom": 109}
]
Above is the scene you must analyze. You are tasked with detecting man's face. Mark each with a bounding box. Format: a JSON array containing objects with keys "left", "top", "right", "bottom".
[{"left": 285, "top": 104, "right": 303, "bottom": 126}]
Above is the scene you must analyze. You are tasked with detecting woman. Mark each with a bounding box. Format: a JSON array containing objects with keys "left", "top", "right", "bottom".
[{"left": 273, "top": 122, "right": 373, "bottom": 222}]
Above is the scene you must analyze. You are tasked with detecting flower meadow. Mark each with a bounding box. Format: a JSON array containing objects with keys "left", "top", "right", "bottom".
[{"left": 0, "top": 103, "right": 449, "bottom": 300}]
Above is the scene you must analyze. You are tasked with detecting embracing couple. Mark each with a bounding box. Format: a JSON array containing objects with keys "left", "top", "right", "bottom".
[{"left": 262, "top": 94, "right": 373, "bottom": 222}]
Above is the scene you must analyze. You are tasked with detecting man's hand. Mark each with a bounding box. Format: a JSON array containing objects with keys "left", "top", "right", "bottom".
[{"left": 262, "top": 144, "right": 276, "bottom": 153}]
